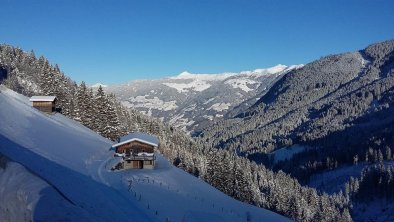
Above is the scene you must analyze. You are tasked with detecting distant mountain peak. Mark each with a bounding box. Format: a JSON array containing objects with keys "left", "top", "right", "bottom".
[
  {"left": 170, "top": 64, "right": 302, "bottom": 81},
  {"left": 106, "top": 64, "right": 301, "bottom": 132},
  {"left": 91, "top": 83, "right": 108, "bottom": 88},
  {"left": 178, "top": 71, "right": 192, "bottom": 76},
  {"left": 240, "top": 64, "right": 303, "bottom": 76},
  {"left": 170, "top": 71, "right": 235, "bottom": 81},
  {"left": 265, "top": 64, "right": 288, "bottom": 73}
]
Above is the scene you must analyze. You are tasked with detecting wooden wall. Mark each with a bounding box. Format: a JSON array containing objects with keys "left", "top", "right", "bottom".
[
  {"left": 32, "top": 101, "right": 55, "bottom": 113},
  {"left": 123, "top": 160, "right": 154, "bottom": 169},
  {"left": 123, "top": 160, "right": 143, "bottom": 169}
]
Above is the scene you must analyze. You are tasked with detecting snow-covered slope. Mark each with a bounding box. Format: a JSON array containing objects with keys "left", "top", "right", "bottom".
[
  {"left": 0, "top": 85, "right": 154, "bottom": 222},
  {"left": 0, "top": 85, "right": 290, "bottom": 222},
  {"left": 106, "top": 65, "right": 302, "bottom": 132},
  {"left": 0, "top": 155, "right": 96, "bottom": 222}
]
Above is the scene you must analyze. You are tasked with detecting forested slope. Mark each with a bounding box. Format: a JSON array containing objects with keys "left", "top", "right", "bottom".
[
  {"left": 0, "top": 44, "right": 352, "bottom": 221},
  {"left": 199, "top": 40, "right": 394, "bottom": 174},
  {"left": 196, "top": 40, "right": 394, "bottom": 220}
]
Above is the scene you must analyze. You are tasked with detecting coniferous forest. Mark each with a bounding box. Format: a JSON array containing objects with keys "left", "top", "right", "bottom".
[{"left": 1, "top": 40, "right": 394, "bottom": 221}]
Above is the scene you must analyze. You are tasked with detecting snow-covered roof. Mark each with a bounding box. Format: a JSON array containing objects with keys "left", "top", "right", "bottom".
[
  {"left": 29, "top": 96, "right": 57, "bottom": 102},
  {"left": 112, "top": 132, "right": 159, "bottom": 148}
]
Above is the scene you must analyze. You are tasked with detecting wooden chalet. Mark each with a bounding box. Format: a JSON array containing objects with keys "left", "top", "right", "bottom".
[
  {"left": 29, "top": 96, "right": 57, "bottom": 113},
  {"left": 112, "top": 132, "right": 159, "bottom": 169}
]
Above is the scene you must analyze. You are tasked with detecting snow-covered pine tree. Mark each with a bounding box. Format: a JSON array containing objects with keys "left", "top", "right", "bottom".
[
  {"left": 57, "top": 74, "right": 74, "bottom": 116},
  {"left": 86, "top": 88, "right": 96, "bottom": 129},
  {"left": 94, "top": 85, "right": 108, "bottom": 135},
  {"left": 74, "top": 81, "right": 88, "bottom": 122},
  {"left": 102, "top": 94, "right": 120, "bottom": 141}
]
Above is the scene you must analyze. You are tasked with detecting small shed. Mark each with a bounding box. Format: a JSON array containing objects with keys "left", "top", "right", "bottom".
[
  {"left": 112, "top": 132, "right": 159, "bottom": 169},
  {"left": 29, "top": 96, "right": 57, "bottom": 113}
]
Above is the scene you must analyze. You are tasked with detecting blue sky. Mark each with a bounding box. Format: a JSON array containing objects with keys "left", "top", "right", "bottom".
[{"left": 1, "top": 0, "right": 394, "bottom": 85}]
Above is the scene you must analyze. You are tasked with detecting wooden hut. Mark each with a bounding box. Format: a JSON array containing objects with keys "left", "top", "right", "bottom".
[
  {"left": 29, "top": 96, "right": 57, "bottom": 113},
  {"left": 112, "top": 132, "right": 159, "bottom": 169}
]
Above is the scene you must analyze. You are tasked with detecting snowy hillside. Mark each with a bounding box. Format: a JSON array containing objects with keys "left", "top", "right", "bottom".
[
  {"left": 0, "top": 155, "right": 97, "bottom": 221},
  {"left": 106, "top": 65, "right": 302, "bottom": 132},
  {"left": 0, "top": 85, "right": 290, "bottom": 222}
]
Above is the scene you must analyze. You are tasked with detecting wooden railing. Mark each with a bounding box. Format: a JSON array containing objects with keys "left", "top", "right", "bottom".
[{"left": 114, "top": 152, "right": 155, "bottom": 161}]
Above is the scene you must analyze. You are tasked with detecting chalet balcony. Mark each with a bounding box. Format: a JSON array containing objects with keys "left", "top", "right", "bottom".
[{"left": 114, "top": 152, "right": 155, "bottom": 161}]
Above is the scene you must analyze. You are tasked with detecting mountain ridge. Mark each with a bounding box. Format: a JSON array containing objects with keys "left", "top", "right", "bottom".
[
  {"left": 198, "top": 39, "right": 394, "bottom": 188},
  {"left": 106, "top": 64, "right": 302, "bottom": 132}
]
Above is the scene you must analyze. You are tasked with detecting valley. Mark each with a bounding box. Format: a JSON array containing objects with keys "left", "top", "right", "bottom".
[
  {"left": 104, "top": 65, "right": 302, "bottom": 132},
  {"left": 106, "top": 40, "right": 394, "bottom": 221},
  {"left": 1, "top": 1, "right": 394, "bottom": 221},
  {"left": 1, "top": 39, "right": 394, "bottom": 221}
]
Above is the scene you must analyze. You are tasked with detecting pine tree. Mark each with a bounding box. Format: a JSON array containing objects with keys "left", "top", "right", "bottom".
[
  {"left": 86, "top": 88, "right": 96, "bottom": 129},
  {"left": 94, "top": 85, "right": 108, "bottom": 135},
  {"left": 58, "top": 75, "right": 73, "bottom": 115},
  {"left": 74, "top": 81, "right": 88, "bottom": 122},
  {"left": 102, "top": 94, "right": 120, "bottom": 141}
]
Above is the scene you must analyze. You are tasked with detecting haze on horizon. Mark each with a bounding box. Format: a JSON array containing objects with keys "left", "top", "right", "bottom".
[{"left": 1, "top": 0, "right": 394, "bottom": 85}]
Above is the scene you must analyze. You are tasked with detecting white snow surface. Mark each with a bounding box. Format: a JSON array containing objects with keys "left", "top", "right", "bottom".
[
  {"left": 203, "top": 98, "right": 215, "bottom": 105},
  {"left": 91, "top": 83, "right": 108, "bottom": 88},
  {"left": 170, "top": 71, "right": 235, "bottom": 81},
  {"left": 163, "top": 80, "right": 212, "bottom": 93},
  {"left": 0, "top": 85, "right": 290, "bottom": 222},
  {"left": 0, "top": 157, "right": 95, "bottom": 222},
  {"left": 163, "top": 64, "right": 303, "bottom": 93},
  {"left": 308, "top": 163, "right": 367, "bottom": 194},
  {"left": 168, "top": 113, "right": 192, "bottom": 132},
  {"left": 240, "top": 64, "right": 287, "bottom": 76},
  {"left": 308, "top": 161, "right": 394, "bottom": 194},
  {"left": 203, "top": 115, "right": 214, "bottom": 121},
  {"left": 170, "top": 64, "right": 299, "bottom": 81},
  {"left": 122, "top": 96, "right": 178, "bottom": 111},
  {"left": 29, "top": 96, "right": 56, "bottom": 102},
  {"left": 225, "top": 78, "right": 259, "bottom": 92},
  {"left": 208, "top": 103, "right": 232, "bottom": 112},
  {"left": 240, "top": 64, "right": 303, "bottom": 77},
  {"left": 271, "top": 144, "right": 306, "bottom": 163}
]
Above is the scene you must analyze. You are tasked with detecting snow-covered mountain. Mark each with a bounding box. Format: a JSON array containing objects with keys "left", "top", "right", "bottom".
[
  {"left": 0, "top": 85, "right": 290, "bottom": 222},
  {"left": 106, "top": 64, "right": 302, "bottom": 132},
  {"left": 91, "top": 83, "right": 108, "bottom": 88}
]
